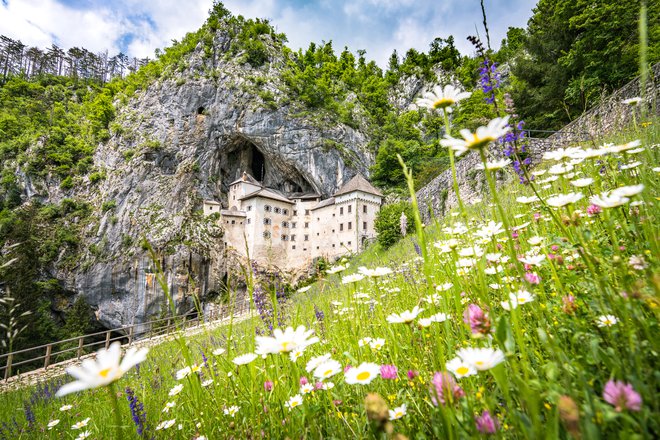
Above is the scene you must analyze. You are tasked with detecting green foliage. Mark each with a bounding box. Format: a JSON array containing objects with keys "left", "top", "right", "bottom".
[
  {"left": 61, "top": 296, "right": 93, "bottom": 337},
  {"left": 101, "top": 200, "right": 117, "bottom": 212},
  {"left": 374, "top": 201, "right": 414, "bottom": 248},
  {"left": 511, "top": 0, "right": 660, "bottom": 131}
]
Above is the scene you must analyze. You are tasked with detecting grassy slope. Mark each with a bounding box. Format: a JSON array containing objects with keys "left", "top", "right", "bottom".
[{"left": 1, "top": 119, "right": 658, "bottom": 439}]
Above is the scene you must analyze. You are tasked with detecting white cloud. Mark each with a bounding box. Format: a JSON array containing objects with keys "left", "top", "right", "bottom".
[
  {"left": 0, "top": 0, "right": 537, "bottom": 67},
  {"left": 0, "top": 0, "right": 121, "bottom": 53}
]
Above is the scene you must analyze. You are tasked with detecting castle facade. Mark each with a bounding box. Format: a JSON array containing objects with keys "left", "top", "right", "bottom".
[{"left": 203, "top": 173, "right": 383, "bottom": 272}]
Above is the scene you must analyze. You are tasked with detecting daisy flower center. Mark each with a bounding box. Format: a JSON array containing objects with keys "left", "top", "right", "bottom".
[
  {"left": 99, "top": 368, "right": 112, "bottom": 378},
  {"left": 356, "top": 371, "right": 371, "bottom": 381},
  {"left": 456, "top": 366, "right": 469, "bottom": 375},
  {"left": 324, "top": 369, "right": 333, "bottom": 377},
  {"left": 475, "top": 361, "right": 485, "bottom": 366},
  {"left": 433, "top": 98, "right": 454, "bottom": 109}
]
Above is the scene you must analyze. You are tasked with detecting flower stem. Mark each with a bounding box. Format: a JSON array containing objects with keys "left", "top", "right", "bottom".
[
  {"left": 443, "top": 109, "right": 468, "bottom": 222},
  {"left": 108, "top": 382, "right": 124, "bottom": 439}
]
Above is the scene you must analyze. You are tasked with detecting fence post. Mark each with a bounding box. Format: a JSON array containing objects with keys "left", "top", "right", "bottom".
[
  {"left": 77, "top": 336, "right": 84, "bottom": 359},
  {"left": 44, "top": 344, "right": 52, "bottom": 369},
  {"left": 128, "top": 326, "right": 134, "bottom": 346},
  {"left": 105, "top": 331, "right": 111, "bottom": 349},
  {"left": 3, "top": 353, "right": 12, "bottom": 381}
]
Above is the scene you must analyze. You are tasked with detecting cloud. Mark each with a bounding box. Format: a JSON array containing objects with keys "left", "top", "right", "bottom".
[
  {"left": 0, "top": 0, "right": 122, "bottom": 53},
  {"left": 0, "top": 0, "right": 537, "bottom": 66}
]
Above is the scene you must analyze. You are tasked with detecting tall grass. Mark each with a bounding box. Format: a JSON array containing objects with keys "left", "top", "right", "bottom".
[{"left": 1, "top": 118, "right": 658, "bottom": 439}]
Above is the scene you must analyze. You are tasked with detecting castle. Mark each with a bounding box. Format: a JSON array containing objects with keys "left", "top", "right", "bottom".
[{"left": 203, "top": 172, "right": 383, "bottom": 272}]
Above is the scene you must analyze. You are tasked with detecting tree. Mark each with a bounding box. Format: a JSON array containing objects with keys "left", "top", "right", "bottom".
[
  {"left": 374, "top": 202, "right": 414, "bottom": 249},
  {"left": 511, "top": 0, "right": 659, "bottom": 132}
]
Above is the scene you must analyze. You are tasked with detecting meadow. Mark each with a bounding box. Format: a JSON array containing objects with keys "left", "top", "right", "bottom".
[{"left": 1, "top": 108, "right": 658, "bottom": 439}]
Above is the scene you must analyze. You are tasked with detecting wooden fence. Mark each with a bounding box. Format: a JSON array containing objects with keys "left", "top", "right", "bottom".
[{"left": 1, "top": 296, "right": 252, "bottom": 381}]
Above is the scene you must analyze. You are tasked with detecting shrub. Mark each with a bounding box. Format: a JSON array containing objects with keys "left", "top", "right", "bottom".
[{"left": 374, "top": 201, "right": 414, "bottom": 248}]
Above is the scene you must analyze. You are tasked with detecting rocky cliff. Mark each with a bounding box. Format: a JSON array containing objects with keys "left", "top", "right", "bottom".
[{"left": 30, "top": 28, "right": 375, "bottom": 330}]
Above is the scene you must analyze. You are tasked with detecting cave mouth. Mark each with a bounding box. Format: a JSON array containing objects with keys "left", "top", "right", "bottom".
[
  {"left": 219, "top": 136, "right": 315, "bottom": 196},
  {"left": 250, "top": 147, "right": 265, "bottom": 182}
]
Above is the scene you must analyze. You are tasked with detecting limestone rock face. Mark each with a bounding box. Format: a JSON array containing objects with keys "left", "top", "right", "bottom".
[{"left": 35, "top": 32, "right": 376, "bottom": 331}]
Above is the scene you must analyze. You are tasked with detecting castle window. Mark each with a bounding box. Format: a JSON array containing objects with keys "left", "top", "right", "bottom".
[
  {"left": 363, "top": 205, "right": 367, "bottom": 213},
  {"left": 340, "top": 223, "right": 344, "bottom": 231},
  {"left": 293, "top": 210, "right": 298, "bottom": 216},
  {"left": 363, "top": 221, "right": 367, "bottom": 230},
  {"left": 348, "top": 205, "right": 352, "bottom": 213},
  {"left": 247, "top": 218, "right": 251, "bottom": 224},
  {"left": 231, "top": 220, "right": 235, "bottom": 225},
  {"left": 304, "top": 235, "right": 309, "bottom": 241},
  {"left": 332, "top": 244, "right": 335, "bottom": 248},
  {"left": 291, "top": 235, "right": 296, "bottom": 241},
  {"left": 348, "top": 241, "right": 351, "bottom": 246},
  {"left": 263, "top": 232, "right": 271, "bottom": 238},
  {"left": 281, "top": 234, "right": 288, "bottom": 241},
  {"left": 292, "top": 245, "right": 296, "bottom": 249},
  {"left": 305, "top": 210, "right": 310, "bottom": 215},
  {"left": 274, "top": 207, "right": 281, "bottom": 214},
  {"left": 316, "top": 246, "right": 319, "bottom": 250},
  {"left": 348, "top": 222, "right": 352, "bottom": 230},
  {"left": 340, "top": 207, "right": 344, "bottom": 215},
  {"left": 247, "top": 205, "right": 252, "bottom": 211},
  {"left": 264, "top": 205, "right": 272, "bottom": 212},
  {"left": 264, "top": 218, "right": 271, "bottom": 225},
  {"left": 282, "top": 221, "right": 289, "bottom": 228},
  {"left": 305, "top": 222, "right": 309, "bottom": 228},
  {"left": 291, "top": 222, "right": 297, "bottom": 228},
  {"left": 282, "top": 209, "right": 289, "bottom": 215}
]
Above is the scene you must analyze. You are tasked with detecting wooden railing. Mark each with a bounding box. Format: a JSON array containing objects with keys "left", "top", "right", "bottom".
[{"left": 1, "top": 297, "right": 252, "bottom": 382}]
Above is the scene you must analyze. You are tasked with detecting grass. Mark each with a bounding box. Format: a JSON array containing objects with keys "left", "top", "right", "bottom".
[{"left": 1, "top": 117, "right": 658, "bottom": 439}]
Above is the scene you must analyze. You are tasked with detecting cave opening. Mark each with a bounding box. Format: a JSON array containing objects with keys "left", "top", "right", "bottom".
[
  {"left": 219, "top": 135, "right": 316, "bottom": 198},
  {"left": 197, "top": 106, "right": 205, "bottom": 115},
  {"left": 250, "top": 147, "right": 265, "bottom": 182}
]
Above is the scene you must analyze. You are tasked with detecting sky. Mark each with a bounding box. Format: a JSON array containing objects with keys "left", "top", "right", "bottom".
[{"left": 0, "top": 0, "right": 538, "bottom": 67}]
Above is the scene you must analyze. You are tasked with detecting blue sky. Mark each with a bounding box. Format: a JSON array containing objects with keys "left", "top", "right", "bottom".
[{"left": 0, "top": 0, "right": 538, "bottom": 66}]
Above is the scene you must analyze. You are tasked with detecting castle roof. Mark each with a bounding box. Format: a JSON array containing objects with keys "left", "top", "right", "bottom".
[
  {"left": 311, "top": 197, "right": 335, "bottom": 210},
  {"left": 333, "top": 174, "right": 383, "bottom": 197},
  {"left": 239, "top": 188, "right": 294, "bottom": 204},
  {"left": 230, "top": 172, "right": 261, "bottom": 186},
  {"left": 221, "top": 209, "right": 247, "bottom": 217}
]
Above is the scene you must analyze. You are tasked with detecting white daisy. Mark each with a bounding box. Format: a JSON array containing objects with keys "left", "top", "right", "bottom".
[
  {"left": 313, "top": 359, "right": 343, "bottom": 380},
  {"left": 440, "top": 116, "right": 511, "bottom": 156},
  {"left": 285, "top": 394, "right": 303, "bottom": 411},
  {"left": 597, "top": 315, "right": 618, "bottom": 327},
  {"left": 232, "top": 353, "right": 258, "bottom": 365},
  {"left": 415, "top": 84, "right": 471, "bottom": 112},
  {"left": 344, "top": 363, "right": 380, "bottom": 385},
  {"left": 456, "top": 347, "right": 505, "bottom": 371},
  {"left": 386, "top": 306, "right": 424, "bottom": 324},
  {"left": 388, "top": 404, "right": 408, "bottom": 420},
  {"left": 446, "top": 356, "right": 477, "bottom": 378}
]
